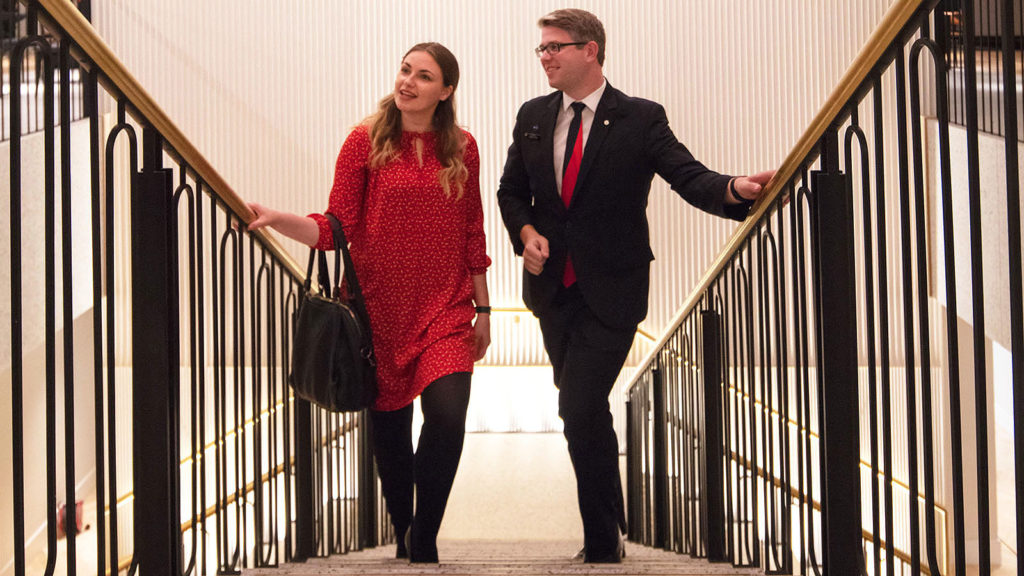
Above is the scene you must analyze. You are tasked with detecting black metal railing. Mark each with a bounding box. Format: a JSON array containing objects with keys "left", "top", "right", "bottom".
[
  {"left": 1, "top": 0, "right": 83, "bottom": 142},
  {"left": 626, "top": 0, "right": 1022, "bottom": 574},
  {"left": 4, "top": 1, "right": 384, "bottom": 575},
  {"left": 940, "top": 0, "right": 1024, "bottom": 139}
]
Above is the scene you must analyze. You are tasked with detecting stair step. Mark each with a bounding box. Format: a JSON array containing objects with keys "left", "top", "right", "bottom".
[{"left": 243, "top": 540, "right": 763, "bottom": 576}]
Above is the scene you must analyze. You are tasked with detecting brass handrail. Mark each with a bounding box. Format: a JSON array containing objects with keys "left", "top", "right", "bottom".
[
  {"left": 30, "top": 0, "right": 304, "bottom": 280},
  {"left": 627, "top": 0, "right": 930, "bottom": 388}
]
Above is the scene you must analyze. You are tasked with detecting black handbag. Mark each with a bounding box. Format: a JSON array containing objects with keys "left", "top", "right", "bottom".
[{"left": 289, "top": 213, "right": 377, "bottom": 412}]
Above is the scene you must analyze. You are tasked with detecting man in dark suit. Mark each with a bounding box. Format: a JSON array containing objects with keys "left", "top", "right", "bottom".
[{"left": 497, "top": 8, "right": 774, "bottom": 564}]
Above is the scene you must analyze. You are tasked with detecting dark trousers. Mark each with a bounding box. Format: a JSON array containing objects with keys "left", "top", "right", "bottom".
[
  {"left": 537, "top": 285, "right": 634, "bottom": 557},
  {"left": 370, "top": 372, "right": 471, "bottom": 555}
]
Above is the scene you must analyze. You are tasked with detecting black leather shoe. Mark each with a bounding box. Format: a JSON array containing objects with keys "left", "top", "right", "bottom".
[
  {"left": 583, "top": 533, "right": 625, "bottom": 564},
  {"left": 396, "top": 526, "right": 410, "bottom": 559},
  {"left": 408, "top": 525, "right": 439, "bottom": 564}
]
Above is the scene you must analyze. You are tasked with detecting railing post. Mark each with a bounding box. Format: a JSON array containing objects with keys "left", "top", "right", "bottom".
[
  {"left": 651, "top": 365, "right": 668, "bottom": 549},
  {"left": 701, "top": 310, "right": 727, "bottom": 562},
  {"left": 293, "top": 398, "right": 314, "bottom": 561},
  {"left": 358, "top": 410, "right": 378, "bottom": 548},
  {"left": 625, "top": 397, "right": 636, "bottom": 543},
  {"left": 813, "top": 127, "right": 863, "bottom": 574},
  {"left": 131, "top": 126, "right": 180, "bottom": 576}
]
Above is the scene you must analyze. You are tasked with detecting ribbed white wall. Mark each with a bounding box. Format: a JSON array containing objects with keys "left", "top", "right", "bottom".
[{"left": 90, "top": 0, "right": 897, "bottom": 367}]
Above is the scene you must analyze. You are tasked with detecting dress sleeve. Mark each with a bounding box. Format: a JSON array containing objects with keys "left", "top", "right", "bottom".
[
  {"left": 462, "top": 132, "right": 491, "bottom": 275},
  {"left": 309, "top": 125, "right": 370, "bottom": 250}
]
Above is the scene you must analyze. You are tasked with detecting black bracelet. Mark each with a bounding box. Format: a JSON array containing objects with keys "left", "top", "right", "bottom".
[
  {"left": 728, "top": 178, "right": 747, "bottom": 203},
  {"left": 475, "top": 305, "right": 491, "bottom": 314}
]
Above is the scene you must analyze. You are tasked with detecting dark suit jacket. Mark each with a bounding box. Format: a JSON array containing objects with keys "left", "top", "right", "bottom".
[{"left": 497, "top": 83, "right": 750, "bottom": 329}]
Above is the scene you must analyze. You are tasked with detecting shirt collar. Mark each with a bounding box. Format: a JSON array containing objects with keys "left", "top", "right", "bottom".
[{"left": 562, "top": 79, "right": 607, "bottom": 113}]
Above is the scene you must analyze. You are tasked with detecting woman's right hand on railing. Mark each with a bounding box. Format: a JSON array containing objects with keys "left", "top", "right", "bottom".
[
  {"left": 246, "top": 202, "right": 278, "bottom": 230},
  {"left": 246, "top": 202, "right": 321, "bottom": 247}
]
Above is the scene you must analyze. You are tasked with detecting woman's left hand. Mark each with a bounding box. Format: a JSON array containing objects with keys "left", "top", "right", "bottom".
[{"left": 472, "top": 313, "right": 491, "bottom": 361}]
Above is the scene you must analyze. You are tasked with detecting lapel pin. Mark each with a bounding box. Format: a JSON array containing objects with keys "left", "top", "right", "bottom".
[{"left": 603, "top": 119, "right": 610, "bottom": 126}]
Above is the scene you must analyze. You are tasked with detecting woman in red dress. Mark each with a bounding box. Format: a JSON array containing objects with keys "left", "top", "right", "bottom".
[{"left": 248, "top": 42, "right": 491, "bottom": 563}]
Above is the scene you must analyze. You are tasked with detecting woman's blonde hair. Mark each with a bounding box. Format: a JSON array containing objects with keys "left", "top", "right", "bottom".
[{"left": 364, "top": 42, "right": 467, "bottom": 199}]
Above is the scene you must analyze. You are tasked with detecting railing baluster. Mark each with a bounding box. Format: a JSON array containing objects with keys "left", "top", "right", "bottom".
[
  {"left": 88, "top": 61, "right": 106, "bottom": 576},
  {"left": 58, "top": 38, "right": 78, "bottom": 576},
  {"left": 758, "top": 227, "right": 781, "bottom": 573},
  {"left": 961, "top": 2, "right": 993, "bottom": 572},
  {"left": 234, "top": 217, "right": 247, "bottom": 570},
  {"left": 104, "top": 100, "right": 135, "bottom": 575},
  {"left": 174, "top": 172, "right": 198, "bottom": 576},
  {"left": 701, "top": 310, "right": 726, "bottom": 562},
  {"left": 198, "top": 187, "right": 210, "bottom": 576},
  {"left": 743, "top": 243, "right": 760, "bottom": 569},
  {"left": 845, "top": 114, "right": 878, "bottom": 576},
  {"left": 294, "top": 396, "right": 314, "bottom": 561},
  {"left": 43, "top": 33, "right": 56, "bottom": 576},
  {"left": 7, "top": 34, "right": 39, "bottom": 576},
  {"left": 359, "top": 409, "right": 378, "bottom": 549},
  {"left": 283, "top": 285, "right": 296, "bottom": 563},
  {"left": 774, "top": 200, "right": 792, "bottom": 576},
  {"left": 894, "top": 43, "right": 924, "bottom": 576},
  {"left": 871, "top": 77, "right": 898, "bottom": 576},
  {"left": 999, "top": 0, "right": 1024, "bottom": 571},
  {"left": 909, "top": 38, "right": 945, "bottom": 576},
  {"left": 651, "top": 364, "right": 667, "bottom": 549},
  {"left": 212, "top": 195, "right": 224, "bottom": 572},
  {"left": 626, "top": 396, "right": 636, "bottom": 543},
  {"left": 326, "top": 410, "right": 336, "bottom": 554},
  {"left": 670, "top": 339, "right": 682, "bottom": 553},
  {"left": 795, "top": 181, "right": 823, "bottom": 576},
  {"left": 732, "top": 263, "right": 753, "bottom": 567}
]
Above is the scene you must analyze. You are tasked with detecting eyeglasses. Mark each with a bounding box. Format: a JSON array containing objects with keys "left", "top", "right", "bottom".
[{"left": 534, "top": 41, "right": 588, "bottom": 57}]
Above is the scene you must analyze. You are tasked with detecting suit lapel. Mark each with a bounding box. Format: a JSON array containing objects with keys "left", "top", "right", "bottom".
[
  {"left": 538, "top": 93, "right": 564, "bottom": 214},
  {"left": 570, "top": 86, "right": 619, "bottom": 209}
]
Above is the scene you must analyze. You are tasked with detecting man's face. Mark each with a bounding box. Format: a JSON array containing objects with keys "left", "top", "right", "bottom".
[{"left": 538, "top": 26, "right": 591, "bottom": 93}]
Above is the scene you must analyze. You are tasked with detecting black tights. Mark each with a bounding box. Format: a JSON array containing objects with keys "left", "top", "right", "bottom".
[{"left": 370, "top": 372, "right": 471, "bottom": 560}]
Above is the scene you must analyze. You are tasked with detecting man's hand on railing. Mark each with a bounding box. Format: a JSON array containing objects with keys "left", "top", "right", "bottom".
[{"left": 725, "top": 170, "right": 776, "bottom": 205}]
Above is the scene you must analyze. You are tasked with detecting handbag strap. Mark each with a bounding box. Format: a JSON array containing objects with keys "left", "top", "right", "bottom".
[
  {"left": 302, "top": 214, "right": 363, "bottom": 302},
  {"left": 325, "top": 214, "right": 373, "bottom": 331},
  {"left": 304, "top": 246, "right": 331, "bottom": 295},
  {"left": 325, "top": 214, "right": 363, "bottom": 298}
]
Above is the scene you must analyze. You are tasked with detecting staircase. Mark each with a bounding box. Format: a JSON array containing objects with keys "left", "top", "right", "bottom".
[{"left": 243, "top": 540, "right": 763, "bottom": 576}]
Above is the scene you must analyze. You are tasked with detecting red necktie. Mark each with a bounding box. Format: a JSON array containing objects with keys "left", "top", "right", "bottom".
[{"left": 561, "top": 102, "right": 585, "bottom": 287}]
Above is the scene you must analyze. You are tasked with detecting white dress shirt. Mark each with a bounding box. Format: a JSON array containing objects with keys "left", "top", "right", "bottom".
[{"left": 553, "top": 80, "right": 607, "bottom": 193}]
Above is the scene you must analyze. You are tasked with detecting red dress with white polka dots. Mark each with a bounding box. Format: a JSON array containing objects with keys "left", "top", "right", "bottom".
[{"left": 310, "top": 125, "right": 490, "bottom": 412}]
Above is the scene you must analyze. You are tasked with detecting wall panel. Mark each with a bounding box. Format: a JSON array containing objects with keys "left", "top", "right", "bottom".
[{"left": 91, "top": 1, "right": 895, "bottom": 369}]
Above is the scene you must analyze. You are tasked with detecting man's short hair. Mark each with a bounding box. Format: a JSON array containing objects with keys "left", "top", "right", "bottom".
[{"left": 538, "top": 8, "right": 606, "bottom": 66}]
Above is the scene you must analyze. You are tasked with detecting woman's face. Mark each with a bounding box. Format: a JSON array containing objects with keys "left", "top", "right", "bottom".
[{"left": 393, "top": 50, "right": 453, "bottom": 120}]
